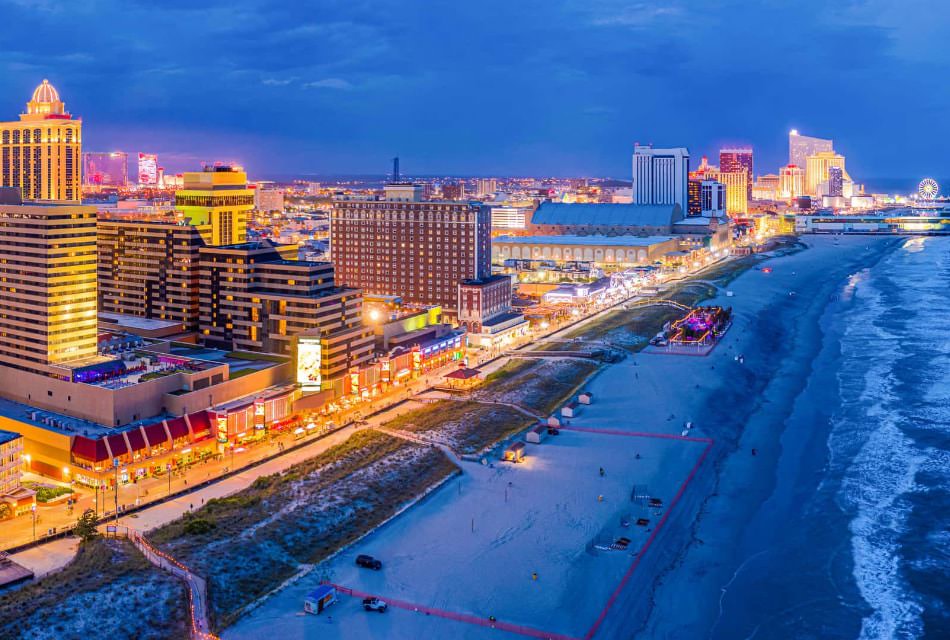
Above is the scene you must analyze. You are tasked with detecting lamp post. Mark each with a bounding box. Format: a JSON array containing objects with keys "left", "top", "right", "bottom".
[
  {"left": 31, "top": 503, "right": 36, "bottom": 541},
  {"left": 113, "top": 458, "right": 119, "bottom": 526}
]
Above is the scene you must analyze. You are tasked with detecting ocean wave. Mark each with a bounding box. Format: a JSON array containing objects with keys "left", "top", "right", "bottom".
[{"left": 831, "top": 255, "right": 930, "bottom": 639}]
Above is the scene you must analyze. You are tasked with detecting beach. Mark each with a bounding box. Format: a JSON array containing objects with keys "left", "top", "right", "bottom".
[{"left": 223, "top": 234, "right": 945, "bottom": 639}]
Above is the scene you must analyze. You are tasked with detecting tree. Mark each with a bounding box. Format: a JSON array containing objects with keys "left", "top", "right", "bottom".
[
  {"left": 0, "top": 502, "right": 11, "bottom": 520},
  {"left": 73, "top": 508, "right": 98, "bottom": 541}
]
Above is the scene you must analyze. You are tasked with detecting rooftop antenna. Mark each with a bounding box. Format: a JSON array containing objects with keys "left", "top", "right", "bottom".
[{"left": 392, "top": 156, "right": 400, "bottom": 183}]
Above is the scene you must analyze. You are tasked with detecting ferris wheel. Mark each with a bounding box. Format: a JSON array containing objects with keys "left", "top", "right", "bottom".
[{"left": 918, "top": 178, "right": 939, "bottom": 200}]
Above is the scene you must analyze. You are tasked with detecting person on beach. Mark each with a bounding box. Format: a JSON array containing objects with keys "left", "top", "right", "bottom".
[{"left": 599, "top": 467, "right": 605, "bottom": 477}]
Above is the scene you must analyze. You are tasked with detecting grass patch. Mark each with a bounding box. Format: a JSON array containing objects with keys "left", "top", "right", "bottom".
[
  {"left": 23, "top": 483, "right": 73, "bottom": 503},
  {"left": 0, "top": 538, "right": 189, "bottom": 640},
  {"left": 150, "top": 430, "right": 457, "bottom": 629},
  {"left": 482, "top": 358, "right": 534, "bottom": 383},
  {"left": 228, "top": 368, "right": 256, "bottom": 379}
]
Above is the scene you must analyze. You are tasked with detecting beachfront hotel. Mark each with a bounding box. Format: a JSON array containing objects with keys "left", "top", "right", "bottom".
[
  {"left": 0, "top": 80, "right": 81, "bottom": 202},
  {"left": 0, "top": 191, "right": 99, "bottom": 377}
]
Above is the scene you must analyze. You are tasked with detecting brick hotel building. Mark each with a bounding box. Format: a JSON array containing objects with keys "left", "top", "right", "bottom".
[{"left": 330, "top": 199, "right": 491, "bottom": 314}]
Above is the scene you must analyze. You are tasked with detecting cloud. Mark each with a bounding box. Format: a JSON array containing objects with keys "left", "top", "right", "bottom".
[
  {"left": 261, "top": 77, "right": 297, "bottom": 86},
  {"left": 303, "top": 78, "right": 353, "bottom": 90}
]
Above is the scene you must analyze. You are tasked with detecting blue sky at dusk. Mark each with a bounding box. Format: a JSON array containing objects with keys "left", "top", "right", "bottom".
[{"left": 0, "top": 0, "right": 946, "bottom": 183}]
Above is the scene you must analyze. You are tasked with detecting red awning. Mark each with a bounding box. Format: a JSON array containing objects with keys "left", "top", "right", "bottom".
[
  {"left": 187, "top": 411, "right": 212, "bottom": 438},
  {"left": 71, "top": 436, "right": 110, "bottom": 463},
  {"left": 165, "top": 417, "right": 189, "bottom": 440},
  {"left": 125, "top": 428, "right": 147, "bottom": 453},
  {"left": 143, "top": 422, "right": 169, "bottom": 448},
  {"left": 106, "top": 433, "right": 128, "bottom": 458}
]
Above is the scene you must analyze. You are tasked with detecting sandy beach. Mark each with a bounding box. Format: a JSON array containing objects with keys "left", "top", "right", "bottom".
[{"left": 221, "top": 235, "right": 901, "bottom": 639}]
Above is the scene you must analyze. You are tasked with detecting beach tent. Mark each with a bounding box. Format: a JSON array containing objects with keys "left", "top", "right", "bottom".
[
  {"left": 504, "top": 442, "right": 526, "bottom": 463},
  {"left": 526, "top": 424, "right": 546, "bottom": 444},
  {"left": 304, "top": 585, "right": 337, "bottom": 614},
  {"left": 578, "top": 392, "right": 593, "bottom": 405},
  {"left": 561, "top": 401, "right": 579, "bottom": 418}
]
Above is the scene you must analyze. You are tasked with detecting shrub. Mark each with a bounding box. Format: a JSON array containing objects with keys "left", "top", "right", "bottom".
[{"left": 183, "top": 517, "right": 216, "bottom": 535}]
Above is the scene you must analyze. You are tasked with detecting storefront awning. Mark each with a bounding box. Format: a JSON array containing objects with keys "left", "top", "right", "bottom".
[
  {"left": 125, "top": 428, "right": 147, "bottom": 454},
  {"left": 165, "top": 417, "right": 189, "bottom": 440},
  {"left": 143, "top": 422, "right": 170, "bottom": 448},
  {"left": 187, "top": 411, "right": 212, "bottom": 439},
  {"left": 71, "top": 436, "right": 109, "bottom": 463},
  {"left": 106, "top": 433, "right": 128, "bottom": 458}
]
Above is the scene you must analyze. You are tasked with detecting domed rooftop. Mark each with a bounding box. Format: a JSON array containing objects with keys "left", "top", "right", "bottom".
[
  {"left": 32, "top": 79, "right": 60, "bottom": 104},
  {"left": 25, "top": 79, "right": 66, "bottom": 117}
]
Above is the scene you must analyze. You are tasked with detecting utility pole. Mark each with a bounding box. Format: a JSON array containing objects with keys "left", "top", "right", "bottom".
[{"left": 113, "top": 458, "right": 119, "bottom": 525}]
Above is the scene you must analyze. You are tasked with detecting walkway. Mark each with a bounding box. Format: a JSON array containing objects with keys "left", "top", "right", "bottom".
[{"left": 130, "top": 530, "right": 218, "bottom": 640}]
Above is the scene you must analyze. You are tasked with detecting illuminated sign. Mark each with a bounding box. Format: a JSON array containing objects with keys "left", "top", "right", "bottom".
[
  {"left": 350, "top": 370, "right": 360, "bottom": 396},
  {"left": 296, "top": 337, "right": 322, "bottom": 390},
  {"left": 216, "top": 414, "right": 228, "bottom": 443},
  {"left": 254, "top": 399, "right": 265, "bottom": 430},
  {"left": 138, "top": 153, "right": 158, "bottom": 185}
]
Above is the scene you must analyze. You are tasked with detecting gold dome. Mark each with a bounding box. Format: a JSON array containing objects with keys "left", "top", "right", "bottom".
[
  {"left": 25, "top": 79, "right": 66, "bottom": 116},
  {"left": 31, "top": 79, "right": 60, "bottom": 104}
]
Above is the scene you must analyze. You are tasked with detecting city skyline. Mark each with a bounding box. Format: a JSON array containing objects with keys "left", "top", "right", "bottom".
[{"left": 1, "top": 1, "right": 947, "bottom": 180}]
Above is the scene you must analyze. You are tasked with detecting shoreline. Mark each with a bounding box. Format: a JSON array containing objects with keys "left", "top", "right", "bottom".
[{"left": 637, "top": 235, "right": 901, "bottom": 638}]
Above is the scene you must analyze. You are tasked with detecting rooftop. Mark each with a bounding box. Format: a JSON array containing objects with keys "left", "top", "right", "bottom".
[
  {"left": 0, "top": 395, "right": 117, "bottom": 437},
  {"left": 494, "top": 234, "right": 675, "bottom": 246},
  {"left": 99, "top": 313, "right": 182, "bottom": 332},
  {"left": 0, "top": 429, "right": 21, "bottom": 445},
  {"left": 531, "top": 202, "right": 681, "bottom": 227}
]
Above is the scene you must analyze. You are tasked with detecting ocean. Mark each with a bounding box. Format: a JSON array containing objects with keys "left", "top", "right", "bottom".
[{"left": 709, "top": 237, "right": 950, "bottom": 639}]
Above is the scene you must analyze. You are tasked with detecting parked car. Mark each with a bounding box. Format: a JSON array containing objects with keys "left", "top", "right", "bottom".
[
  {"left": 363, "top": 597, "right": 388, "bottom": 613},
  {"left": 356, "top": 554, "right": 383, "bottom": 570}
]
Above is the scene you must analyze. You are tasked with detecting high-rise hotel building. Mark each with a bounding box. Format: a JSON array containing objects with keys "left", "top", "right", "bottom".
[
  {"left": 330, "top": 198, "right": 491, "bottom": 313},
  {"left": 199, "top": 241, "right": 374, "bottom": 381},
  {"left": 632, "top": 144, "right": 689, "bottom": 211},
  {"left": 98, "top": 213, "right": 206, "bottom": 332},
  {"left": 0, "top": 190, "right": 98, "bottom": 377},
  {"left": 719, "top": 148, "right": 753, "bottom": 201},
  {"left": 1, "top": 80, "right": 81, "bottom": 202},
  {"left": 175, "top": 165, "right": 253, "bottom": 246},
  {"left": 788, "top": 130, "right": 833, "bottom": 170}
]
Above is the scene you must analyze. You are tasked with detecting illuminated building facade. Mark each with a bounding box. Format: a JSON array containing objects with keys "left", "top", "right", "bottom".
[
  {"left": 490, "top": 205, "right": 529, "bottom": 231},
  {"left": 753, "top": 174, "right": 780, "bottom": 200},
  {"left": 137, "top": 153, "right": 158, "bottom": 185},
  {"left": 805, "top": 151, "right": 847, "bottom": 197},
  {"left": 788, "top": 130, "right": 832, "bottom": 168},
  {"left": 175, "top": 165, "right": 253, "bottom": 246},
  {"left": 83, "top": 151, "right": 128, "bottom": 187},
  {"left": 0, "top": 431, "right": 23, "bottom": 496},
  {"left": 687, "top": 179, "right": 701, "bottom": 215},
  {"left": 0, "top": 80, "right": 81, "bottom": 201},
  {"left": 457, "top": 275, "right": 513, "bottom": 333},
  {"left": 632, "top": 144, "right": 689, "bottom": 210},
  {"left": 476, "top": 178, "right": 497, "bottom": 197},
  {"left": 715, "top": 171, "right": 748, "bottom": 215},
  {"left": 442, "top": 183, "right": 465, "bottom": 200},
  {"left": 719, "top": 148, "right": 753, "bottom": 200},
  {"left": 779, "top": 165, "right": 805, "bottom": 200},
  {"left": 199, "top": 241, "right": 373, "bottom": 380},
  {"left": 330, "top": 199, "right": 491, "bottom": 313},
  {"left": 700, "top": 180, "right": 726, "bottom": 216},
  {"left": 0, "top": 194, "right": 98, "bottom": 376},
  {"left": 98, "top": 215, "right": 205, "bottom": 332},
  {"left": 829, "top": 166, "right": 844, "bottom": 197}
]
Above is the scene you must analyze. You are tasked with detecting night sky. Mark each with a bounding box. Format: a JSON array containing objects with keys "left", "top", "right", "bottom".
[{"left": 1, "top": 0, "right": 946, "bottom": 183}]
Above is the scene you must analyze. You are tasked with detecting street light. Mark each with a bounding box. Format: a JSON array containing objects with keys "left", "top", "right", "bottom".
[{"left": 31, "top": 503, "right": 36, "bottom": 541}]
